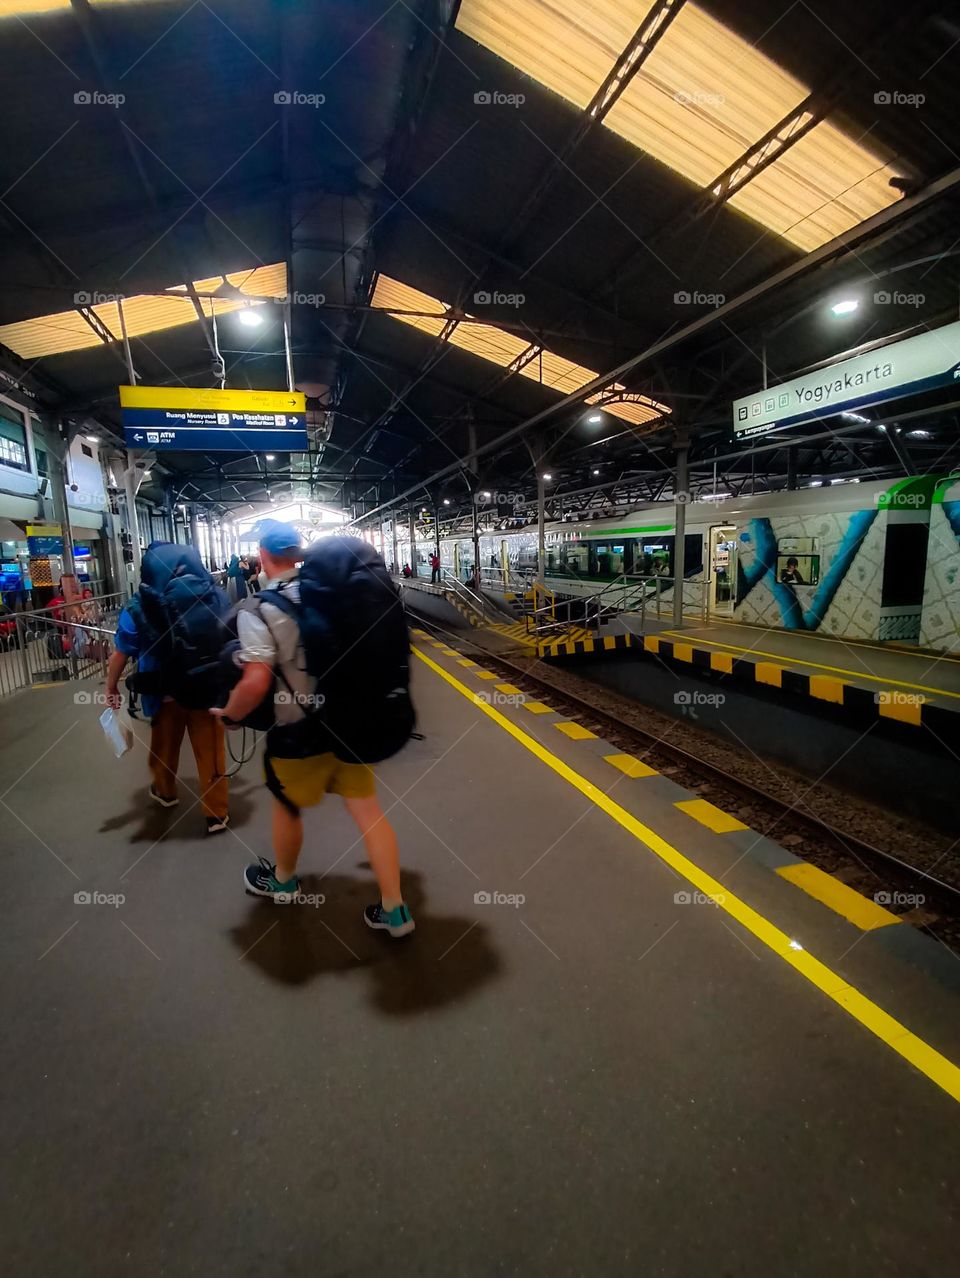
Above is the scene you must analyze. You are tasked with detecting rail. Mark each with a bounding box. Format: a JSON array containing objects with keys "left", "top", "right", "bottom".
[{"left": 0, "top": 593, "right": 125, "bottom": 700}]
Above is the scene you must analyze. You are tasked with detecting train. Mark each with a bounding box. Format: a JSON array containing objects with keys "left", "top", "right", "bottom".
[{"left": 390, "top": 476, "right": 960, "bottom": 652}]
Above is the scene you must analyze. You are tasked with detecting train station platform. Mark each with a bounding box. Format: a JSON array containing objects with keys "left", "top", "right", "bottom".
[
  {"left": 2, "top": 655, "right": 960, "bottom": 1275},
  {"left": 531, "top": 616, "right": 960, "bottom": 732}
]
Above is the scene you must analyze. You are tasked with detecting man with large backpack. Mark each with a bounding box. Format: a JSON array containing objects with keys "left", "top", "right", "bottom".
[
  {"left": 104, "top": 541, "right": 230, "bottom": 835},
  {"left": 213, "top": 520, "right": 416, "bottom": 936}
]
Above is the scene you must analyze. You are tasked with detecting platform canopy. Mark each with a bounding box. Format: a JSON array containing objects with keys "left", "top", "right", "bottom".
[{"left": 1, "top": 0, "right": 959, "bottom": 525}]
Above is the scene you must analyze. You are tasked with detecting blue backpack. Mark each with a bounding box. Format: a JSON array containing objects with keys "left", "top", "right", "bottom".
[
  {"left": 127, "top": 543, "right": 230, "bottom": 710},
  {"left": 263, "top": 536, "right": 415, "bottom": 763}
]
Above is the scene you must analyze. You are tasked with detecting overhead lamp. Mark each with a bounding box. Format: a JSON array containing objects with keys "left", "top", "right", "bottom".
[
  {"left": 443, "top": 498, "right": 451, "bottom": 505},
  {"left": 265, "top": 453, "right": 276, "bottom": 461},
  {"left": 908, "top": 429, "right": 931, "bottom": 439},
  {"left": 592, "top": 468, "right": 600, "bottom": 475},
  {"left": 830, "top": 299, "right": 859, "bottom": 316},
  {"left": 586, "top": 413, "right": 602, "bottom": 424},
  {"left": 541, "top": 472, "right": 552, "bottom": 481},
  {"left": 85, "top": 434, "right": 100, "bottom": 443},
  {"left": 238, "top": 307, "right": 264, "bottom": 328},
  {"left": 481, "top": 490, "right": 491, "bottom": 498}
]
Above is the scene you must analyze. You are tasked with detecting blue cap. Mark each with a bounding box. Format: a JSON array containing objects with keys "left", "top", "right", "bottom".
[{"left": 256, "top": 519, "right": 302, "bottom": 555}]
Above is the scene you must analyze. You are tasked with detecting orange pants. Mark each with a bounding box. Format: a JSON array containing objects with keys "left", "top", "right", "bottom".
[{"left": 149, "top": 701, "right": 228, "bottom": 819}]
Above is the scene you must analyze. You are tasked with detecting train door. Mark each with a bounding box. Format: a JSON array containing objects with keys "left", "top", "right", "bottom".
[{"left": 709, "top": 525, "right": 737, "bottom": 617}]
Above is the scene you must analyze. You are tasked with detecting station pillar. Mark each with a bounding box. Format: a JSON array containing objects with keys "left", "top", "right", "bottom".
[{"left": 673, "top": 430, "right": 689, "bottom": 629}]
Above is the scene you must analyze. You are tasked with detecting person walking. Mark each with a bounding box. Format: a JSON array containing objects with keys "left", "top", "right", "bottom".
[
  {"left": 104, "top": 542, "right": 230, "bottom": 835},
  {"left": 214, "top": 520, "right": 415, "bottom": 935}
]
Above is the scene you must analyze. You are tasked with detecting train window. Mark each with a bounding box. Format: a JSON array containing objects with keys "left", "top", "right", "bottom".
[
  {"left": 777, "top": 536, "right": 819, "bottom": 586},
  {"left": 592, "top": 543, "right": 624, "bottom": 577},
  {"left": 559, "top": 540, "right": 589, "bottom": 575}
]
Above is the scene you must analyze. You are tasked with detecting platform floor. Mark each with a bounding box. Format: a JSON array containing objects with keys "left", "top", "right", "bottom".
[
  {"left": 2, "top": 649, "right": 960, "bottom": 1276},
  {"left": 630, "top": 617, "right": 960, "bottom": 712}
]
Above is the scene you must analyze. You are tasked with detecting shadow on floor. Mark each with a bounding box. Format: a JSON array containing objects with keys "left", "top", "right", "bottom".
[
  {"left": 100, "top": 778, "right": 258, "bottom": 843},
  {"left": 229, "top": 865, "right": 501, "bottom": 1015}
]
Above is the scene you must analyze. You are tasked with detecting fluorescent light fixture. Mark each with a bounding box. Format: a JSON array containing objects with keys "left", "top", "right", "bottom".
[
  {"left": 542, "top": 473, "right": 553, "bottom": 480},
  {"left": 699, "top": 491, "right": 732, "bottom": 501},
  {"left": 586, "top": 413, "right": 603, "bottom": 424},
  {"left": 841, "top": 411, "right": 869, "bottom": 423},
  {"left": 443, "top": 498, "right": 451, "bottom": 505},
  {"left": 908, "top": 429, "right": 931, "bottom": 439},
  {"left": 85, "top": 434, "right": 100, "bottom": 443},
  {"left": 265, "top": 453, "right": 276, "bottom": 461},
  {"left": 238, "top": 308, "right": 263, "bottom": 328},
  {"left": 831, "top": 299, "right": 859, "bottom": 316},
  {"left": 592, "top": 468, "right": 600, "bottom": 475}
]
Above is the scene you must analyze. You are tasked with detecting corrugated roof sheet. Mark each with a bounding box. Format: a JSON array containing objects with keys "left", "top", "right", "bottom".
[
  {"left": 370, "top": 273, "right": 669, "bottom": 424},
  {"left": 0, "top": 264, "right": 287, "bottom": 359},
  {"left": 456, "top": 0, "right": 900, "bottom": 251}
]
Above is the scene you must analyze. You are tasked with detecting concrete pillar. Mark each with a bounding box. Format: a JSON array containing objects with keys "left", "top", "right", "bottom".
[
  {"left": 189, "top": 503, "right": 200, "bottom": 553},
  {"left": 536, "top": 472, "right": 546, "bottom": 585},
  {"left": 408, "top": 509, "right": 418, "bottom": 576},
  {"left": 672, "top": 431, "right": 689, "bottom": 629},
  {"left": 124, "top": 450, "right": 143, "bottom": 584}
]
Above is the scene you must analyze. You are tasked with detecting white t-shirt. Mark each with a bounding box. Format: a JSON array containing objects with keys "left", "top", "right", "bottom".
[{"left": 236, "top": 571, "right": 318, "bottom": 725}]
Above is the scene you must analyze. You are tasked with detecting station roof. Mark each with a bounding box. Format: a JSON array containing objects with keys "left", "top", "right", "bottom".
[{"left": 0, "top": 0, "right": 958, "bottom": 522}]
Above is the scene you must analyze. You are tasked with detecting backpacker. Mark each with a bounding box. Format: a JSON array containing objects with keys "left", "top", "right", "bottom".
[
  {"left": 263, "top": 536, "right": 415, "bottom": 763},
  {"left": 126, "top": 543, "right": 230, "bottom": 710}
]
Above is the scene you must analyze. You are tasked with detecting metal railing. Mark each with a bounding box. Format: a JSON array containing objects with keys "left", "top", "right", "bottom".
[{"left": 0, "top": 593, "right": 124, "bottom": 700}]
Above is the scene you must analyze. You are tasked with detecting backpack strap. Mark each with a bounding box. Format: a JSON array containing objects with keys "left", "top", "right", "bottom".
[{"left": 249, "top": 585, "right": 324, "bottom": 720}]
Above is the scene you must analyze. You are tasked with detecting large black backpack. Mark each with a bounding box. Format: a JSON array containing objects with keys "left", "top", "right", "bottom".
[
  {"left": 127, "top": 543, "right": 231, "bottom": 710},
  {"left": 264, "top": 536, "right": 415, "bottom": 763}
]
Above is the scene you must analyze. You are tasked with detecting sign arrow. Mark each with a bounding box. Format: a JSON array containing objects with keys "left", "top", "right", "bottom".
[{"left": 134, "top": 433, "right": 144, "bottom": 441}]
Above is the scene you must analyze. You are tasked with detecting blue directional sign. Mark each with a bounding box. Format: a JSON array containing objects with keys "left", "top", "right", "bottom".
[{"left": 120, "top": 385, "right": 308, "bottom": 452}]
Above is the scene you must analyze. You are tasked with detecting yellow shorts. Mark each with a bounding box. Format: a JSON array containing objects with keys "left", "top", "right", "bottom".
[{"left": 265, "top": 751, "right": 375, "bottom": 811}]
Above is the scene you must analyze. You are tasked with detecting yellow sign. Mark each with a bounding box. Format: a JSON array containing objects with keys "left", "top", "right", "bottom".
[
  {"left": 119, "top": 385, "right": 305, "bottom": 413},
  {"left": 27, "top": 523, "right": 62, "bottom": 537}
]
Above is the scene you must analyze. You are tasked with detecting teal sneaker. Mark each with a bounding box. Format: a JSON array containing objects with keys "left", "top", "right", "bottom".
[
  {"left": 244, "top": 856, "right": 301, "bottom": 903},
  {"left": 364, "top": 902, "right": 416, "bottom": 938}
]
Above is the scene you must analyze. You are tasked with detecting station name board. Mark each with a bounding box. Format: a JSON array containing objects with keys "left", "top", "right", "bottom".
[
  {"left": 732, "top": 320, "right": 960, "bottom": 438},
  {"left": 120, "top": 385, "right": 309, "bottom": 452}
]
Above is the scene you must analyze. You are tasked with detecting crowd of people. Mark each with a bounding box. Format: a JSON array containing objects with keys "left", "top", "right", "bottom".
[{"left": 102, "top": 520, "right": 416, "bottom": 938}]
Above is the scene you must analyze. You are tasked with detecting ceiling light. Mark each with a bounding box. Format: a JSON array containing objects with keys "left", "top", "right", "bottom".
[
  {"left": 238, "top": 308, "right": 263, "bottom": 327},
  {"left": 908, "top": 429, "right": 932, "bottom": 439},
  {"left": 592, "top": 468, "right": 600, "bottom": 475},
  {"left": 85, "top": 435, "right": 100, "bottom": 443},
  {"left": 831, "top": 299, "right": 859, "bottom": 316},
  {"left": 541, "top": 473, "right": 552, "bottom": 481},
  {"left": 443, "top": 498, "right": 451, "bottom": 505},
  {"left": 481, "top": 490, "right": 491, "bottom": 498},
  {"left": 586, "top": 413, "right": 602, "bottom": 424},
  {"left": 265, "top": 453, "right": 276, "bottom": 461},
  {"left": 841, "top": 411, "right": 869, "bottom": 423}
]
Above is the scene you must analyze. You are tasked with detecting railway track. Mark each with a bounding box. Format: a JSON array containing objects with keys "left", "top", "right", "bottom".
[{"left": 412, "top": 614, "right": 960, "bottom": 935}]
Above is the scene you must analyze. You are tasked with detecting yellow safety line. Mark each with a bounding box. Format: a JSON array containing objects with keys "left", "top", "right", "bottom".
[
  {"left": 658, "top": 631, "right": 960, "bottom": 701},
  {"left": 681, "top": 618, "right": 960, "bottom": 665},
  {"left": 412, "top": 645, "right": 960, "bottom": 1105}
]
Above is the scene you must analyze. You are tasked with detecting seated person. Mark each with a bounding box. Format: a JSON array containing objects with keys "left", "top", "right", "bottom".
[{"left": 780, "top": 556, "right": 804, "bottom": 585}]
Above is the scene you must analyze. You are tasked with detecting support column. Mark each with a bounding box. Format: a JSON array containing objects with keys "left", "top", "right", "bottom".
[
  {"left": 123, "top": 451, "right": 144, "bottom": 583},
  {"left": 408, "top": 509, "right": 418, "bottom": 576},
  {"left": 391, "top": 516, "right": 400, "bottom": 576},
  {"left": 672, "top": 430, "right": 689, "bottom": 629},
  {"left": 163, "top": 485, "right": 176, "bottom": 542},
  {"left": 47, "top": 420, "right": 77, "bottom": 577},
  {"left": 189, "top": 503, "right": 200, "bottom": 553},
  {"left": 536, "top": 472, "right": 546, "bottom": 585},
  {"left": 472, "top": 492, "right": 481, "bottom": 590},
  {"left": 786, "top": 446, "right": 798, "bottom": 491}
]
